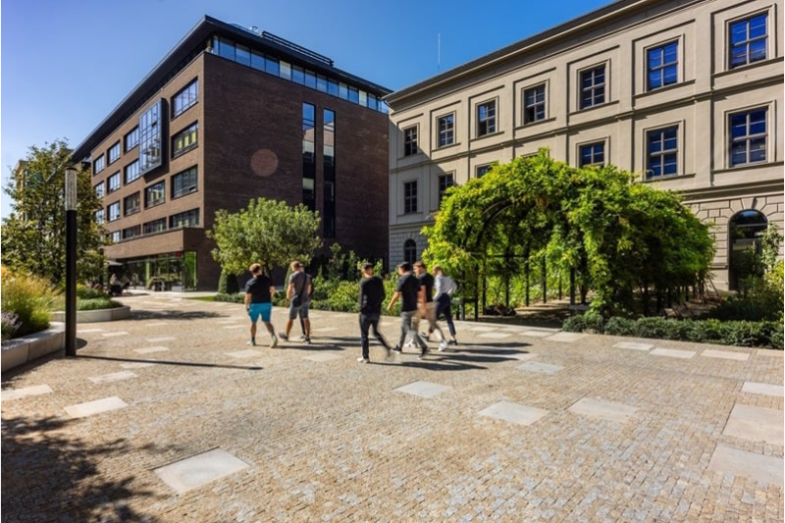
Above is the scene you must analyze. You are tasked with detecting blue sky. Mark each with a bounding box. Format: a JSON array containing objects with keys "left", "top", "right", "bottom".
[{"left": 1, "top": 0, "right": 611, "bottom": 219}]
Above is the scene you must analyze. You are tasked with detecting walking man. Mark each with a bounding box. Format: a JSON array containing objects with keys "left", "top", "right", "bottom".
[
  {"left": 244, "top": 263, "right": 277, "bottom": 347},
  {"left": 279, "top": 261, "right": 312, "bottom": 344},
  {"left": 432, "top": 265, "right": 458, "bottom": 347},
  {"left": 412, "top": 261, "right": 448, "bottom": 351},
  {"left": 387, "top": 262, "right": 430, "bottom": 359},
  {"left": 357, "top": 262, "right": 392, "bottom": 363}
]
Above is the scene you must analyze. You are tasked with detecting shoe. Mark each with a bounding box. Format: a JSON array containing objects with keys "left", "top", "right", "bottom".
[
  {"left": 418, "top": 347, "right": 430, "bottom": 360},
  {"left": 357, "top": 357, "right": 369, "bottom": 364},
  {"left": 299, "top": 334, "right": 307, "bottom": 341},
  {"left": 304, "top": 337, "right": 312, "bottom": 345},
  {"left": 439, "top": 340, "right": 449, "bottom": 351},
  {"left": 421, "top": 333, "right": 430, "bottom": 341},
  {"left": 451, "top": 339, "right": 458, "bottom": 346},
  {"left": 385, "top": 346, "right": 394, "bottom": 361},
  {"left": 247, "top": 339, "right": 256, "bottom": 346},
  {"left": 278, "top": 333, "right": 289, "bottom": 342},
  {"left": 270, "top": 334, "right": 278, "bottom": 348},
  {"left": 392, "top": 346, "right": 403, "bottom": 354}
]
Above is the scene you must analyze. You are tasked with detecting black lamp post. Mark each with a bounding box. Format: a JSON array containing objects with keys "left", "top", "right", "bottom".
[{"left": 65, "top": 166, "right": 78, "bottom": 357}]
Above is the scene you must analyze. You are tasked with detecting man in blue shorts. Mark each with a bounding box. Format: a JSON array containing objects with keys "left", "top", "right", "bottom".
[
  {"left": 279, "top": 261, "right": 313, "bottom": 344},
  {"left": 244, "top": 263, "right": 277, "bottom": 347}
]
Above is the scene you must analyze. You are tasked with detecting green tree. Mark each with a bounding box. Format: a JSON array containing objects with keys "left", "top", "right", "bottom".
[
  {"left": 1, "top": 139, "right": 106, "bottom": 285},
  {"left": 207, "top": 197, "right": 323, "bottom": 275}
]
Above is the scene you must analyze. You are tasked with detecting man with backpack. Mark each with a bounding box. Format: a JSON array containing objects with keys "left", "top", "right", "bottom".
[{"left": 279, "top": 261, "right": 313, "bottom": 344}]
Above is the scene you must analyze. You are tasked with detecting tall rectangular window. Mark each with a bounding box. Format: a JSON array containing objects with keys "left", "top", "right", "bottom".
[
  {"left": 107, "top": 172, "right": 121, "bottom": 193},
  {"left": 95, "top": 209, "right": 105, "bottom": 225},
  {"left": 579, "top": 142, "right": 605, "bottom": 167},
  {"left": 172, "top": 122, "right": 198, "bottom": 157},
  {"left": 93, "top": 155, "right": 105, "bottom": 175},
  {"left": 302, "top": 103, "right": 316, "bottom": 212},
  {"left": 110, "top": 230, "right": 121, "bottom": 243},
  {"left": 323, "top": 109, "right": 336, "bottom": 238},
  {"left": 404, "top": 181, "right": 417, "bottom": 214},
  {"left": 139, "top": 100, "right": 163, "bottom": 175},
  {"left": 108, "top": 142, "right": 121, "bottom": 164},
  {"left": 403, "top": 127, "right": 418, "bottom": 156},
  {"left": 437, "top": 114, "right": 454, "bottom": 147},
  {"left": 143, "top": 218, "right": 166, "bottom": 235},
  {"left": 124, "top": 192, "right": 141, "bottom": 216},
  {"left": 523, "top": 85, "right": 546, "bottom": 123},
  {"left": 647, "top": 42, "right": 678, "bottom": 90},
  {"left": 125, "top": 127, "right": 139, "bottom": 152},
  {"left": 477, "top": 101, "right": 497, "bottom": 136},
  {"left": 170, "top": 209, "right": 199, "bottom": 229},
  {"left": 172, "top": 166, "right": 198, "bottom": 198},
  {"left": 580, "top": 65, "right": 606, "bottom": 109},
  {"left": 730, "top": 14, "right": 767, "bottom": 68},
  {"left": 646, "top": 127, "right": 678, "bottom": 178},
  {"left": 124, "top": 160, "right": 141, "bottom": 184},
  {"left": 438, "top": 174, "right": 455, "bottom": 203},
  {"left": 107, "top": 202, "right": 121, "bottom": 222},
  {"left": 94, "top": 183, "right": 105, "bottom": 199},
  {"left": 172, "top": 80, "right": 198, "bottom": 117},
  {"left": 730, "top": 108, "right": 767, "bottom": 166},
  {"left": 145, "top": 181, "right": 165, "bottom": 208}
]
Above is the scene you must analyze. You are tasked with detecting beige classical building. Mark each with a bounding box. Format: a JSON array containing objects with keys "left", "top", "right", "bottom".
[{"left": 386, "top": 0, "right": 783, "bottom": 291}]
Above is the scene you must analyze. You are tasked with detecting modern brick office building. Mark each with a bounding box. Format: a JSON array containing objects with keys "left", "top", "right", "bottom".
[
  {"left": 386, "top": 0, "right": 783, "bottom": 291},
  {"left": 72, "top": 16, "right": 390, "bottom": 291}
]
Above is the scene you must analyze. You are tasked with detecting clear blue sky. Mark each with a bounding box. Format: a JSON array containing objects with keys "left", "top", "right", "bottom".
[{"left": 1, "top": 0, "right": 611, "bottom": 219}]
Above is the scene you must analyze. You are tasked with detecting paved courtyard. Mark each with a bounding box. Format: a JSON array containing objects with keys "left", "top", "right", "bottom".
[{"left": 2, "top": 292, "right": 783, "bottom": 522}]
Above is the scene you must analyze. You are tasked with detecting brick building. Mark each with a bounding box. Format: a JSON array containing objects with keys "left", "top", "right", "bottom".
[{"left": 72, "top": 16, "right": 390, "bottom": 291}]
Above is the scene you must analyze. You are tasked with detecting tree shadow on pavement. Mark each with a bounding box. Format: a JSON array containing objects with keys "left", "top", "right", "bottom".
[
  {"left": 128, "top": 310, "right": 223, "bottom": 321},
  {"left": 1, "top": 415, "right": 168, "bottom": 522},
  {"left": 374, "top": 359, "right": 487, "bottom": 371},
  {"left": 79, "top": 355, "right": 263, "bottom": 371}
]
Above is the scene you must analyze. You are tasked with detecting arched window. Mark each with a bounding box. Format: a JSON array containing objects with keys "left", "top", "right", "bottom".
[
  {"left": 403, "top": 239, "right": 417, "bottom": 265},
  {"left": 729, "top": 209, "right": 768, "bottom": 291}
]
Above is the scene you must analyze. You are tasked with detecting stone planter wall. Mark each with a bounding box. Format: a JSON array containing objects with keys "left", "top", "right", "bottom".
[
  {"left": 2, "top": 322, "right": 64, "bottom": 373},
  {"left": 50, "top": 306, "right": 131, "bottom": 324}
]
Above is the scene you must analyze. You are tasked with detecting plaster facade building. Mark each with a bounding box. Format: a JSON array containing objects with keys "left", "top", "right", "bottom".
[
  {"left": 386, "top": 0, "right": 783, "bottom": 291},
  {"left": 73, "top": 16, "right": 390, "bottom": 291}
]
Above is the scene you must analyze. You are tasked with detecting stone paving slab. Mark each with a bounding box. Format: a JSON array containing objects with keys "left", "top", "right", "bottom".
[
  {"left": 742, "top": 382, "right": 784, "bottom": 397},
  {"left": 722, "top": 403, "right": 784, "bottom": 445},
  {"left": 101, "top": 331, "right": 128, "bottom": 338},
  {"left": 708, "top": 444, "right": 784, "bottom": 487},
  {"left": 225, "top": 349, "right": 264, "bottom": 359},
  {"left": 120, "top": 362, "right": 158, "bottom": 369},
  {"left": 478, "top": 401, "right": 549, "bottom": 426},
  {"left": 64, "top": 396, "right": 129, "bottom": 418},
  {"left": 547, "top": 332, "right": 586, "bottom": 342},
  {"left": 154, "top": 448, "right": 250, "bottom": 494},
  {"left": 394, "top": 381, "right": 452, "bottom": 398},
  {"left": 146, "top": 336, "right": 176, "bottom": 342},
  {"left": 517, "top": 361, "right": 564, "bottom": 374},
  {"left": 521, "top": 330, "right": 553, "bottom": 337},
  {"left": 568, "top": 397, "right": 638, "bottom": 423},
  {"left": 650, "top": 347, "right": 696, "bottom": 359},
  {"left": 613, "top": 341, "right": 653, "bottom": 351},
  {"left": 134, "top": 346, "right": 170, "bottom": 354},
  {"left": 88, "top": 371, "right": 137, "bottom": 384},
  {"left": 303, "top": 352, "right": 343, "bottom": 362},
  {"left": 701, "top": 349, "right": 749, "bottom": 361},
  {"left": 1, "top": 384, "right": 53, "bottom": 402},
  {"left": 477, "top": 332, "right": 512, "bottom": 339}
]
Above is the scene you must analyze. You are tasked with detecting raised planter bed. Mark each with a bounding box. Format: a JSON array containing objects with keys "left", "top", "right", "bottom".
[
  {"left": 2, "top": 322, "right": 65, "bottom": 373},
  {"left": 50, "top": 306, "right": 131, "bottom": 323}
]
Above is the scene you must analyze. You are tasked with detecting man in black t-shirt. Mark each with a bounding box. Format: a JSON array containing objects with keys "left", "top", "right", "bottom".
[
  {"left": 244, "top": 263, "right": 277, "bottom": 347},
  {"left": 357, "top": 263, "right": 392, "bottom": 363},
  {"left": 412, "top": 261, "right": 447, "bottom": 350},
  {"left": 386, "top": 262, "right": 429, "bottom": 359}
]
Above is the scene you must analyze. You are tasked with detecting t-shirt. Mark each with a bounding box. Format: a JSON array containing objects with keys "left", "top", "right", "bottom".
[
  {"left": 418, "top": 273, "right": 435, "bottom": 303},
  {"left": 396, "top": 273, "right": 420, "bottom": 312},
  {"left": 289, "top": 271, "right": 311, "bottom": 304},
  {"left": 359, "top": 276, "right": 385, "bottom": 315},
  {"left": 434, "top": 275, "right": 457, "bottom": 299},
  {"left": 244, "top": 274, "right": 273, "bottom": 304}
]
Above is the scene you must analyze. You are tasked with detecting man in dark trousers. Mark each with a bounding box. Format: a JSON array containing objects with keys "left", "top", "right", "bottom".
[
  {"left": 387, "top": 262, "right": 430, "bottom": 359},
  {"left": 357, "top": 262, "right": 392, "bottom": 363},
  {"left": 244, "top": 263, "right": 277, "bottom": 348}
]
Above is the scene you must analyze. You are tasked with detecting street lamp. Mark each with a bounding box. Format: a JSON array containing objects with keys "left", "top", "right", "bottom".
[{"left": 65, "top": 166, "right": 78, "bottom": 357}]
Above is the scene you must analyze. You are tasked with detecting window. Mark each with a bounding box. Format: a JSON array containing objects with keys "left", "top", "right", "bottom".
[
  {"left": 235, "top": 45, "right": 251, "bottom": 66},
  {"left": 316, "top": 75, "right": 328, "bottom": 93},
  {"left": 304, "top": 70, "right": 317, "bottom": 89},
  {"left": 107, "top": 202, "right": 121, "bottom": 222},
  {"left": 124, "top": 160, "right": 141, "bottom": 184},
  {"left": 172, "top": 122, "right": 198, "bottom": 157},
  {"left": 292, "top": 66, "right": 305, "bottom": 84},
  {"left": 437, "top": 114, "right": 454, "bottom": 147},
  {"left": 251, "top": 50, "right": 265, "bottom": 71},
  {"left": 143, "top": 218, "right": 166, "bottom": 235},
  {"left": 95, "top": 209, "right": 105, "bottom": 224},
  {"left": 523, "top": 85, "right": 546, "bottom": 123},
  {"left": 403, "top": 127, "right": 418, "bottom": 156},
  {"left": 646, "top": 127, "right": 678, "bottom": 178},
  {"left": 139, "top": 100, "right": 163, "bottom": 175},
  {"left": 348, "top": 86, "right": 359, "bottom": 104},
  {"left": 93, "top": 155, "right": 105, "bottom": 175},
  {"left": 339, "top": 83, "right": 349, "bottom": 100},
  {"left": 438, "top": 174, "right": 455, "bottom": 203},
  {"left": 172, "top": 167, "right": 198, "bottom": 198},
  {"left": 580, "top": 65, "right": 606, "bottom": 109},
  {"left": 170, "top": 209, "right": 199, "bottom": 229},
  {"left": 647, "top": 42, "right": 678, "bottom": 90},
  {"left": 95, "top": 183, "right": 105, "bottom": 199},
  {"left": 172, "top": 80, "right": 198, "bottom": 117},
  {"left": 124, "top": 192, "right": 141, "bottom": 216},
  {"left": 279, "top": 61, "right": 291, "bottom": 80},
  {"left": 108, "top": 142, "right": 121, "bottom": 164},
  {"left": 477, "top": 101, "right": 497, "bottom": 136},
  {"left": 476, "top": 165, "right": 493, "bottom": 178},
  {"left": 730, "top": 13, "right": 767, "bottom": 68},
  {"left": 323, "top": 109, "right": 336, "bottom": 238},
  {"left": 125, "top": 127, "right": 139, "bottom": 152},
  {"left": 579, "top": 142, "right": 605, "bottom": 167},
  {"left": 730, "top": 108, "right": 767, "bottom": 166},
  {"left": 327, "top": 79, "right": 339, "bottom": 97},
  {"left": 122, "top": 225, "right": 141, "bottom": 240},
  {"left": 107, "top": 172, "right": 121, "bottom": 193},
  {"left": 302, "top": 103, "right": 316, "bottom": 211},
  {"left": 404, "top": 181, "right": 417, "bottom": 214},
  {"left": 110, "top": 231, "right": 121, "bottom": 243},
  {"left": 265, "top": 56, "right": 280, "bottom": 76},
  {"left": 145, "top": 181, "right": 165, "bottom": 208},
  {"left": 404, "top": 239, "right": 417, "bottom": 265}
]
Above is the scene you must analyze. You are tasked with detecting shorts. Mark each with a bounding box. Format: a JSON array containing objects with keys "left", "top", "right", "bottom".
[
  {"left": 289, "top": 301, "right": 310, "bottom": 320},
  {"left": 248, "top": 302, "right": 272, "bottom": 323}
]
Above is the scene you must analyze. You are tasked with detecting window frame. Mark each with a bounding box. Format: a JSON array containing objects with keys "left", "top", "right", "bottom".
[
  {"left": 728, "top": 106, "right": 769, "bottom": 168},
  {"left": 579, "top": 64, "right": 607, "bottom": 110},
  {"left": 172, "top": 122, "right": 199, "bottom": 158},
  {"left": 170, "top": 209, "right": 200, "bottom": 229},
  {"left": 438, "top": 173, "right": 455, "bottom": 204},
  {"left": 108, "top": 142, "right": 121, "bottom": 165},
  {"left": 403, "top": 180, "right": 418, "bottom": 214},
  {"left": 476, "top": 99, "right": 497, "bottom": 137},
  {"left": 124, "top": 160, "right": 141, "bottom": 185},
  {"left": 107, "top": 201, "right": 121, "bottom": 223},
  {"left": 172, "top": 79, "right": 199, "bottom": 118},
  {"left": 403, "top": 126, "right": 419, "bottom": 157},
  {"left": 645, "top": 125, "right": 680, "bottom": 178},
  {"left": 123, "top": 192, "right": 141, "bottom": 216},
  {"left": 124, "top": 127, "right": 139, "bottom": 152},
  {"left": 93, "top": 155, "right": 105, "bottom": 175},
  {"left": 144, "top": 181, "right": 166, "bottom": 209},
  {"left": 577, "top": 140, "right": 607, "bottom": 167},
  {"left": 522, "top": 84, "right": 547, "bottom": 124},
  {"left": 436, "top": 113, "right": 455, "bottom": 148},
  {"left": 107, "top": 172, "right": 121, "bottom": 193},
  {"left": 728, "top": 12, "right": 768, "bottom": 69},
  {"left": 172, "top": 166, "right": 198, "bottom": 199},
  {"left": 646, "top": 40, "right": 679, "bottom": 91},
  {"left": 475, "top": 164, "right": 493, "bottom": 178}
]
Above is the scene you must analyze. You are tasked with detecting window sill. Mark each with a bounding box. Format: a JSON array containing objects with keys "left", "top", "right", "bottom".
[
  {"left": 571, "top": 100, "right": 618, "bottom": 116},
  {"left": 714, "top": 160, "right": 778, "bottom": 174},
  {"left": 634, "top": 79, "right": 695, "bottom": 100},
  {"left": 145, "top": 201, "right": 165, "bottom": 210},
  {"left": 470, "top": 130, "right": 505, "bottom": 143},
  {"left": 172, "top": 188, "right": 198, "bottom": 200},
  {"left": 400, "top": 152, "right": 423, "bottom": 161},
  {"left": 124, "top": 209, "right": 141, "bottom": 217},
  {"left": 714, "top": 56, "right": 783, "bottom": 78},
  {"left": 515, "top": 117, "right": 556, "bottom": 131},
  {"left": 172, "top": 144, "right": 198, "bottom": 160},
  {"left": 641, "top": 172, "right": 695, "bottom": 183},
  {"left": 124, "top": 144, "right": 139, "bottom": 154},
  {"left": 171, "top": 101, "right": 199, "bottom": 121},
  {"left": 434, "top": 142, "right": 460, "bottom": 151}
]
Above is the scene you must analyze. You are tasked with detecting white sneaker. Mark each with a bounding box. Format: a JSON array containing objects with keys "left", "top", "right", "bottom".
[
  {"left": 357, "top": 357, "right": 369, "bottom": 364},
  {"left": 439, "top": 340, "right": 449, "bottom": 351},
  {"left": 270, "top": 334, "right": 278, "bottom": 348}
]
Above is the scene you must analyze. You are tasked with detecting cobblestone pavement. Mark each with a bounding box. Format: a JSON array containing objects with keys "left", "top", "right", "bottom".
[{"left": 2, "top": 293, "right": 783, "bottom": 522}]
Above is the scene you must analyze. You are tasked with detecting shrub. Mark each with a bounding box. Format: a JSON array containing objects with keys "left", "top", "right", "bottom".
[
  {"left": 632, "top": 317, "right": 672, "bottom": 339},
  {"left": 582, "top": 310, "right": 604, "bottom": 332},
  {"left": 218, "top": 271, "right": 239, "bottom": 295},
  {"left": 604, "top": 317, "right": 635, "bottom": 336},
  {"left": 770, "top": 324, "right": 784, "bottom": 350},
  {"left": 77, "top": 298, "right": 123, "bottom": 311},
  {"left": 76, "top": 284, "right": 110, "bottom": 300},
  {"left": 215, "top": 292, "right": 244, "bottom": 304},
  {"left": 562, "top": 315, "right": 585, "bottom": 332},
  {"left": 1, "top": 269, "right": 59, "bottom": 337}
]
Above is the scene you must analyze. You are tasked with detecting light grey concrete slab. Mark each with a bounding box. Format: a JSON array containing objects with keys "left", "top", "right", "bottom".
[
  {"left": 708, "top": 444, "right": 784, "bottom": 487},
  {"left": 723, "top": 404, "right": 784, "bottom": 445},
  {"left": 568, "top": 397, "right": 638, "bottom": 423},
  {"left": 226, "top": 349, "right": 264, "bottom": 359},
  {"left": 742, "top": 382, "right": 784, "bottom": 397},
  {"left": 477, "top": 332, "right": 512, "bottom": 339},
  {"left": 756, "top": 349, "right": 784, "bottom": 358},
  {"left": 613, "top": 342, "right": 653, "bottom": 351},
  {"left": 547, "top": 332, "right": 587, "bottom": 343},
  {"left": 78, "top": 328, "right": 105, "bottom": 333},
  {"left": 1, "top": 384, "right": 54, "bottom": 402},
  {"left": 101, "top": 331, "right": 129, "bottom": 338},
  {"left": 510, "top": 353, "right": 538, "bottom": 361},
  {"left": 650, "top": 348, "right": 696, "bottom": 359},
  {"left": 221, "top": 325, "right": 244, "bottom": 329},
  {"left": 146, "top": 336, "right": 176, "bottom": 343},
  {"left": 89, "top": 371, "right": 138, "bottom": 384},
  {"left": 154, "top": 448, "right": 251, "bottom": 494},
  {"left": 469, "top": 326, "right": 500, "bottom": 332},
  {"left": 478, "top": 401, "right": 549, "bottom": 426},
  {"left": 313, "top": 327, "right": 340, "bottom": 333},
  {"left": 145, "top": 322, "right": 170, "bottom": 327},
  {"left": 701, "top": 349, "right": 749, "bottom": 361},
  {"left": 120, "top": 362, "right": 157, "bottom": 369},
  {"left": 64, "top": 396, "right": 129, "bottom": 418},
  {"left": 521, "top": 330, "right": 554, "bottom": 338},
  {"left": 304, "top": 353, "right": 343, "bottom": 362},
  {"left": 517, "top": 362, "right": 564, "bottom": 374},
  {"left": 395, "top": 381, "right": 452, "bottom": 398},
  {"left": 134, "top": 346, "right": 170, "bottom": 354}
]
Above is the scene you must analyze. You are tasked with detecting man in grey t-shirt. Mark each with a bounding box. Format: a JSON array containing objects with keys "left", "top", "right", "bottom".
[{"left": 279, "top": 261, "right": 312, "bottom": 344}]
